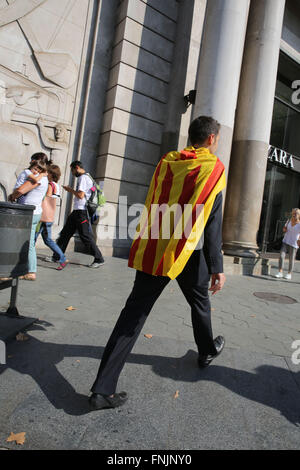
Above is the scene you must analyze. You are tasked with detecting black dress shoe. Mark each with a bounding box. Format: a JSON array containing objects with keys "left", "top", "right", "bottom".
[
  {"left": 89, "top": 391, "right": 127, "bottom": 410},
  {"left": 198, "top": 336, "right": 225, "bottom": 368}
]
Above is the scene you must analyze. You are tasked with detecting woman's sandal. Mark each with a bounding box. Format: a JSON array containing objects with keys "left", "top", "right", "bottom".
[
  {"left": 88, "top": 391, "right": 127, "bottom": 410},
  {"left": 22, "top": 273, "right": 36, "bottom": 281},
  {"left": 56, "top": 260, "right": 69, "bottom": 271}
]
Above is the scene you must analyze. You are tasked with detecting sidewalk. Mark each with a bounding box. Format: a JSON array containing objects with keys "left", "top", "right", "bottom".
[{"left": 0, "top": 249, "right": 299, "bottom": 450}]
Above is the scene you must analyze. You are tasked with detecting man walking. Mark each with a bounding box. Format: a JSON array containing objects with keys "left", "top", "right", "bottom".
[
  {"left": 55, "top": 161, "right": 104, "bottom": 268},
  {"left": 89, "top": 116, "right": 226, "bottom": 410}
]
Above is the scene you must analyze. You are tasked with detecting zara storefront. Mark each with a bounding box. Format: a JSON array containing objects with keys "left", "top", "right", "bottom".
[{"left": 258, "top": 52, "right": 300, "bottom": 254}]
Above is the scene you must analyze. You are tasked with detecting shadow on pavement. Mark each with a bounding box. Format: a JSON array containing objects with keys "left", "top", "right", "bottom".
[
  {"left": 250, "top": 274, "right": 300, "bottom": 285},
  {"left": 0, "top": 318, "right": 298, "bottom": 425},
  {"left": 36, "top": 255, "right": 88, "bottom": 268},
  {"left": 1, "top": 323, "right": 300, "bottom": 426}
]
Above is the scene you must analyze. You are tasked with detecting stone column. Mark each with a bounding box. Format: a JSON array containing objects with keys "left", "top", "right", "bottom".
[
  {"left": 223, "top": 0, "right": 286, "bottom": 257},
  {"left": 160, "top": 0, "right": 207, "bottom": 155},
  {"left": 192, "top": 0, "right": 250, "bottom": 173}
]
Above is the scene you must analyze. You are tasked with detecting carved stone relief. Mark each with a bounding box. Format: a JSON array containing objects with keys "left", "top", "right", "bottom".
[
  {"left": 0, "top": 0, "right": 47, "bottom": 27},
  {"left": 0, "top": 86, "right": 40, "bottom": 194},
  {"left": 37, "top": 118, "right": 70, "bottom": 181},
  {"left": 0, "top": 0, "right": 90, "bottom": 205}
]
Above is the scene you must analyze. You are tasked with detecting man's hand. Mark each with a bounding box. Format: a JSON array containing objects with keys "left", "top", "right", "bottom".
[
  {"left": 62, "top": 186, "right": 85, "bottom": 199},
  {"left": 62, "top": 185, "right": 72, "bottom": 193},
  {"left": 209, "top": 273, "right": 226, "bottom": 295}
]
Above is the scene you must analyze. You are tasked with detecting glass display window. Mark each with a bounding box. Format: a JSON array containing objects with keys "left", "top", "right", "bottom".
[{"left": 258, "top": 52, "right": 300, "bottom": 253}]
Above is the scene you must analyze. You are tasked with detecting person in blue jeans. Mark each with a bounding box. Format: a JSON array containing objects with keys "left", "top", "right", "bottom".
[{"left": 35, "top": 165, "right": 68, "bottom": 271}]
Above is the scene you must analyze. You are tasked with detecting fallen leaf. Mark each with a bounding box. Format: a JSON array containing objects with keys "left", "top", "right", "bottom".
[
  {"left": 144, "top": 334, "right": 153, "bottom": 339},
  {"left": 173, "top": 390, "right": 179, "bottom": 399},
  {"left": 66, "top": 306, "right": 76, "bottom": 311},
  {"left": 16, "top": 333, "right": 29, "bottom": 341},
  {"left": 6, "top": 432, "right": 26, "bottom": 445}
]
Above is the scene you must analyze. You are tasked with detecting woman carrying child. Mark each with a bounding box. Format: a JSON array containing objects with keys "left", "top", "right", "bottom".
[{"left": 9, "top": 159, "right": 49, "bottom": 280}]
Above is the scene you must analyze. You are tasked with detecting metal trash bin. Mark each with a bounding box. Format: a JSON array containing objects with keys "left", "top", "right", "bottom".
[{"left": 0, "top": 202, "right": 35, "bottom": 278}]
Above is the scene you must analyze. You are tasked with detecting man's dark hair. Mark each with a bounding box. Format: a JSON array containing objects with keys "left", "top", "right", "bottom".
[
  {"left": 188, "top": 116, "right": 220, "bottom": 146},
  {"left": 70, "top": 160, "right": 84, "bottom": 170}
]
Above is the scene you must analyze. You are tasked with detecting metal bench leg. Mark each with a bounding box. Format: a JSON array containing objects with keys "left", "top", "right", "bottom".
[{"left": 6, "top": 278, "right": 20, "bottom": 317}]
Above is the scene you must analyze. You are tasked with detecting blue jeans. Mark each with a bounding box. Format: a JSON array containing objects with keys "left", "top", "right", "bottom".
[
  {"left": 35, "top": 222, "right": 66, "bottom": 264},
  {"left": 279, "top": 242, "right": 296, "bottom": 273},
  {"left": 28, "top": 214, "right": 41, "bottom": 273}
]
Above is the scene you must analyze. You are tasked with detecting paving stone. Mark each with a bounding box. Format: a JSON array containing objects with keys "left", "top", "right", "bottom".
[{"left": 0, "top": 250, "right": 299, "bottom": 450}]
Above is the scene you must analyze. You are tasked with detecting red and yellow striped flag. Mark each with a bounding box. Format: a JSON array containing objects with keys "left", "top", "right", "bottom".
[{"left": 128, "top": 146, "right": 226, "bottom": 279}]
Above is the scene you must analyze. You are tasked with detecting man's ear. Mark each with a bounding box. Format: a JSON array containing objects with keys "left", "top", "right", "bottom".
[{"left": 207, "top": 134, "right": 214, "bottom": 145}]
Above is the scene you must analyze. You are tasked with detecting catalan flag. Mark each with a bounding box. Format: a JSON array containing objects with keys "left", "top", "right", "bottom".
[{"left": 128, "top": 146, "right": 226, "bottom": 279}]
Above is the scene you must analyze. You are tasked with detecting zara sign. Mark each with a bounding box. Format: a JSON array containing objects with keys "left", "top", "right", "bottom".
[{"left": 268, "top": 145, "right": 294, "bottom": 169}]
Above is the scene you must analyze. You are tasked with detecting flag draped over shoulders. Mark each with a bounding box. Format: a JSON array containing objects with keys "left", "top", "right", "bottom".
[{"left": 128, "top": 146, "right": 226, "bottom": 280}]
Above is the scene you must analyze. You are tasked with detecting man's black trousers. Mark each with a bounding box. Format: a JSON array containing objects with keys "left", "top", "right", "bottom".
[
  {"left": 55, "top": 210, "right": 104, "bottom": 263},
  {"left": 91, "top": 248, "right": 218, "bottom": 396}
]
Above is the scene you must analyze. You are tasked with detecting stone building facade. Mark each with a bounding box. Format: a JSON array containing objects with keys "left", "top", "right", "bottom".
[{"left": 0, "top": 0, "right": 299, "bottom": 268}]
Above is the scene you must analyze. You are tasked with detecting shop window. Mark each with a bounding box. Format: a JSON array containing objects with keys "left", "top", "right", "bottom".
[
  {"left": 271, "top": 100, "right": 300, "bottom": 156},
  {"left": 258, "top": 52, "right": 300, "bottom": 253}
]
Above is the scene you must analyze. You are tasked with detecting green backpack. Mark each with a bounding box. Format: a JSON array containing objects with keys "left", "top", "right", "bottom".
[{"left": 85, "top": 173, "right": 106, "bottom": 221}]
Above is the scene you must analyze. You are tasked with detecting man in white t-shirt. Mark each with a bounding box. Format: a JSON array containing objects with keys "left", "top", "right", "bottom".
[{"left": 54, "top": 161, "right": 104, "bottom": 268}]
